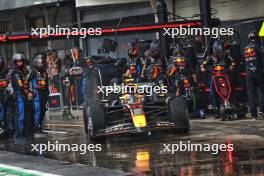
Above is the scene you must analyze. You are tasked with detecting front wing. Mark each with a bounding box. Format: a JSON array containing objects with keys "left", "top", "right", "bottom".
[{"left": 93, "top": 119, "right": 189, "bottom": 138}]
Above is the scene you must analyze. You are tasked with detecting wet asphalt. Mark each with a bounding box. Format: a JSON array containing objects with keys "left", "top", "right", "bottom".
[{"left": 0, "top": 111, "right": 263, "bottom": 176}]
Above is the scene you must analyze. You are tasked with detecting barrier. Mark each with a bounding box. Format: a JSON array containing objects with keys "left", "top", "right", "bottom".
[
  {"left": 48, "top": 93, "right": 63, "bottom": 110},
  {"left": 48, "top": 73, "right": 83, "bottom": 111}
]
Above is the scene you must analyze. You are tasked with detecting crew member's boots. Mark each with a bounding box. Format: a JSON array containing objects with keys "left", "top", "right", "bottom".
[
  {"left": 258, "top": 111, "right": 264, "bottom": 119},
  {"left": 0, "top": 121, "right": 3, "bottom": 130},
  {"left": 14, "top": 128, "right": 25, "bottom": 143},
  {"left": 34, "top": 125, "right": 46, "bottom": 138},
  {"left": 0, "top": 122, "right": 9, "bottom": 138}
]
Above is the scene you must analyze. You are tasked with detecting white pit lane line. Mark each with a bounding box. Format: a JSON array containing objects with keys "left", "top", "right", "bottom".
[
  {"left": 0, "top": 163, "right": 61, "bottom": 176},
  {"left": 43, "top": 130, "right": 68, "bottom": 134}
]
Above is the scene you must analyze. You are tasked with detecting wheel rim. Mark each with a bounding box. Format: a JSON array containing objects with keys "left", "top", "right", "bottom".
[{"left": 88, "top": 107, "right": 94, "bottom": 137}]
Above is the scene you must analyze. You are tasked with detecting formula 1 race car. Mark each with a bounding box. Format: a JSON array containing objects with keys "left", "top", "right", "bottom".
[{"left": 73, "top": 66, "right": 189, "bottom": 141}]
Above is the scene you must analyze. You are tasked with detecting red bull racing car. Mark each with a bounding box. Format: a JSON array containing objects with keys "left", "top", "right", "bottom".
[{"left": 71, "top": 66, "right": 190, "bottom": 141}]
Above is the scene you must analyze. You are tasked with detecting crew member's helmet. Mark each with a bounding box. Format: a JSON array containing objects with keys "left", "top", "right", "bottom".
[
  {"left": 248, "top": 31, "right": 260, "bottom": 43},
  {"left": 84, "top": 56, "right": 93, "bottom": 68},
  {"left": 34, "top": 54, "right": 46, "bottom": 72},
  {"left": 127, "top": 42, "right": 139, "bottom": 58},
  {"left": 150, "top": 41, "right": 159, "bottom": 49},
  {"left": 212, "top": 40, "right": 224, "bottom": 58},
  {"left": 12, "top": 53, "right": 25, "bottom": 68}
]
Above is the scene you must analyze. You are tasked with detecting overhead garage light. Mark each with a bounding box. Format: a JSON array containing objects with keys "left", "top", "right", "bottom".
[
  {"left": 76, "top": 0, "right": 148, "bottom": 7},
  {"left": 33, "top": 1, "right": 43, "bottom": 5}
]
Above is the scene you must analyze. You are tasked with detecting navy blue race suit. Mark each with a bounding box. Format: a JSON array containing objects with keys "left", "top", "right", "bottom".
[
  {"left": 11, "top": 68, "right": 30, "bottom": 137},
  {"left": 81, "top": 61, "right": 98, "bottom": 133},
  {"left": 167, "top": 58, "right": 194, "bottom": 94},
  {"left": 244, "top": 43, "right": 264, "bottom": 117},
  {"left": 167, "top": 57, "right": 196, "bottom": 112},
  {"left": 26, "top": 70, "right": 49, "bottom": 131},
  {"left": 201, "top": 55, "right": 235, "bottom": 109},
  {"left": 0, "top": 67, "right": 8, "bottom": 128},
  {"left": 126, "top": 55, "right": 145, "bottom": 82},
  {"left": 81, "top": 66, "right": 90, "bottom": 133}
]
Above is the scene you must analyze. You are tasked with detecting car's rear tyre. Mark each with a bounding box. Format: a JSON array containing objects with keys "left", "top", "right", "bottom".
[{"left": 168, "top": 96, "right": 190, "bottom": 133}]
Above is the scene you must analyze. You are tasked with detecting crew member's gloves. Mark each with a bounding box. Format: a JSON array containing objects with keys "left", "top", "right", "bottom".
[{"left": 27, "top": 92, "right": 34, "bottom": 101}]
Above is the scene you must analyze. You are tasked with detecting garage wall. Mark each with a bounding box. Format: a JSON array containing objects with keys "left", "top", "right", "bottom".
[
  {"left": 166, "top": 0, "right": 264, "bottom": 21},
  {"left": 81, "top": 1, "right": 153, "bottom": 23},
  {"left": 0, "top": 0, "right": 69, "bottom": 10},
  {"left": 80, "top": 1, "right": 156, "bottom": 58},
  {"left": 87, "top": 32, "right": 156, "bottom": 58}
]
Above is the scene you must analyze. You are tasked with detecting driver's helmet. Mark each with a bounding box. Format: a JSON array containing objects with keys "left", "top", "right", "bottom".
[
  {"left": 248, "top": 31, "right": 260, "bottom": 43},
  {"left": 213, "top": 40, "right": 224, "bottom": 59}
]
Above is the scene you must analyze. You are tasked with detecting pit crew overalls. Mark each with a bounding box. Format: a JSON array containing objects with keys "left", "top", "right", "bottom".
[
  {"left": 210, "top": 58, "right": 227, "bottom": 109},
  {"left": 0, "top": 68, "right": 8, "bottom": 128},
  {"left": 82, "top": 67, "right": 89, "bottom": 129},
  {"left": 244, "top": 43, "right": 264, "bottom": 117},
  {"left": 202, "top": 56, "right": 234, "bottom": 109},
  {"left": 11, "top": 68, "right": 28, "bottom": 137},
  {"left": 167, "top": 59, "right": 194, "bottom": 109},
  {"left": 26, "top": 70, "right": 49, "bottom": 130}
]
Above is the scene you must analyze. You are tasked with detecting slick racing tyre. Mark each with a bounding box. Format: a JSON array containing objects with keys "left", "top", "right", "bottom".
[
  {"left": 88, "top": 104, "right": 106, "bottom": 141},
  {"left": 168, "top": 96, "right": 190, "bottom": 133},
  {"left": 83, "top": 68, "right": 102, "bottom": 133},
  {"left": 83, "top": 68, "right": 106, "bottom": 141}
]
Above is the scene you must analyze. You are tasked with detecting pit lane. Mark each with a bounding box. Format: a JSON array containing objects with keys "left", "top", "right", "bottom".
[{"left": 0, "top": 112, "right": 263, "bottom": 176}]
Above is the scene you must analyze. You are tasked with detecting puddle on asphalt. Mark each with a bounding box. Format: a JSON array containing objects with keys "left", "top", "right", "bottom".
[{"left": 0, "top": 132, "right": 263, "bottom": 176}]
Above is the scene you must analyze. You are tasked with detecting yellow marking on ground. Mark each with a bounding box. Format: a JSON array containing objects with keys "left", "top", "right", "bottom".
[{"left": 259, "top": 21, "right": 264, "bottom": 36}]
